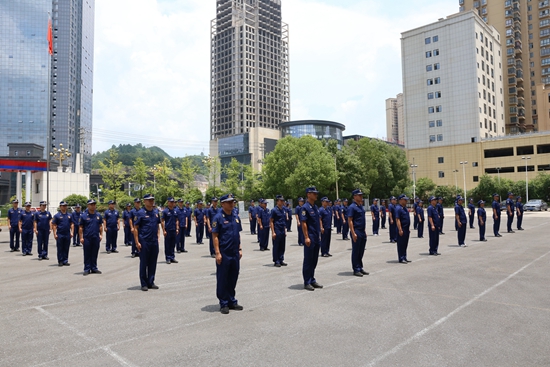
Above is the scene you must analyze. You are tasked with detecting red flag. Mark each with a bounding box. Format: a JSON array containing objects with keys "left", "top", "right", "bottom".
[{"left": 47, "top": 19, "right": 53, "bottom": 55}]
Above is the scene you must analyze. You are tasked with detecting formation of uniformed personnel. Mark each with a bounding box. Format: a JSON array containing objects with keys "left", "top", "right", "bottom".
[
  {"left": 395, "top": 194, "right": 411, "bottom": 263},
  {"left": 205, "top": 198, "right": 220, "bottom": 257},
  {"left": 123, "top": 203, "right": 133, "bottom": 247},
  {"left": 455, "top": 196, "right": 467, "bottom": 247},
  {"left": 415, "top": 200, "right": 424, "bottom": 238},
  {"left": 370, "top": 198, "right": 380, "bottom": 236},
  {"left": 52, "top": 201, "right": 74, "bottom": 266},
  {"left": 437, "top": 197, "right": 445, "bottom": 235},
  {"left": 103, "top": 200, "right": 120, "bottom": 253},
  {"left": 176, "top": 199, "right": 188, "bottom": 253},
  {"left": 134, "top": 193, "right": 161, "bottom": 291},
  {"left": 72, "top": 204, "right": 82, "bottom": 246},
  {"left": 319, "top": 197, "right": 333, "bottom": 257},
  {"left": 468, "top": 198, "right": 476, "bottom": 229},
  {"left": 477, "top": 200, "right": 487, "bottom": 242},
  {"left": 257, "top": 199, "right": 271, "bottom": 251},
  {"left": 248, "top": 200, "right": 257, "bottom": 235},
  {"left": 388, "top": 196, "right": 398, "bottom": 243},
  {"left": 506, "top": 192, "right": 515, "bottom": 233},
  {"left": 380, "top": 199, "right": 387, "bottom": 229},
  {"left": 270, "top": 195, "right": 288, "bottom": 266},
  {"left": 161, "top": 197, "right": 179, "bottom": 264},
  {"left": 492, "top": 193, "right": 502, "bottom": 237},
  {"left": 295, "top": 197, "right": 305, "bottom": 246},
  {"left": 212, "top": 194, "right": 243, "bottom": 314},
  {"left": 413, "top": 197, "right": 420, "bottom": 230},
  {"left": 194, "top": 201, "right": 205, "bottom": 244},
  {"left": 516, "top": 196, "right": 524, "bottom": 230},
  {"left": 348, "top": 189, "right": 369, "bottom": 277},
  {"left": 301, "top": 187, "right": 323, "bottom": 291},
  {"left": 427, "top": 196, "right": 440, "bottom": 255},
  {"left": 129, "top": 198, "right": 142, "bottom": 258},
  {"left": 80, "top": 199, "right": 103, "bottom": 275},
  {"left": 8, "top": 199, "right": 21, "bottom": 252},
  {"left": 19, "top": 202, "right": 34, "bottom": 256},
  {"left": 341, "top": 198, "right": 350, "bottom": 240},
  {"left": 34, "top": 201, "right": 52, "bottom": 260}
]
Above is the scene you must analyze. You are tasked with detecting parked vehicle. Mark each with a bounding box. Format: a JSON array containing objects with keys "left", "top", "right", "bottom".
[{"left": 523, "top": 199, "right": 548, "bottom": 211}]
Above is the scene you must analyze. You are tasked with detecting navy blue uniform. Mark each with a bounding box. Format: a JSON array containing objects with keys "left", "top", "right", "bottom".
[
  {"left": 506, "top": 198, "right": 515, "bottom": 232},
  {"left": 413, "top": 201, "right": 419, "bottom": 230},
  {"left": 380, "top": 204, "right": 387, "bottom": 229},
  {"left": 34, "top": 210, "right": 52, "bottom": 259},
  {"left": 389, "top": 203, "right": 398, "bottom": 243},
  {"left": 342, "top": 203, "right": 350, "bottom": 240},
  {"left": 248, "top": 205, "right": 257, "bottom": 234},
  {"left": 185, "top": 205, "right": 193, "bottom": 236},
  {"left": 135, "top": 208, "right": 160, "bottom": 288},
  {"left": 285, "top": 205, "right": 292, "bottom": 231},
  {"left": 492, "top": 200, "right": 501, "bottom": 236},
  {"left": 348, "top": 202, "right": 367, "bottom": 272},
  {"left": 53, "top": 211, "right": 73, "bottom": 264},
  {"left": 371, "top": 204, "right": 379, "bottom": 235},
  {"left": 477, "top": 207, "right": 487, "bottom": 241},
  {"left": 333, "top": 204, "right": 342, "bottom": 234},
  {"left": 19, "top": 210, "right": 35, "bottom": 255},
  {"left": 468, "top": 202, "right": 476, "bottom": 229},
  {"left": 130, "top": 207, "right": 141, "bottom": 255},
  {"left": 212, "top": 210, "right": 242, "bottom": 308},
  {"left": 427, "top": 205, "right": 440, "bottom": 254},
  {"left": 72, "top": 210, "right": 82, "bottom": 245},
  {"left": 8, "top": 207, "right": 21, "bottom": 250},
  {"left": 396, "top": 205, "right": 410, "bottom": 261},
  {"left": 300, "top": 202, "right": 321, "bottom": 286},
  {"left": 103, "top": 209, "right": 119, "bottom": 252},
  {"left": 437, "top": 202, "right": 445, "bottom": 234},
  {"left": 258, "top": 207, "right": 271, "bottom": 250},
  {"left": 270, "top": 206, "right": 287, "bottom": 264},
  {"left": 176, "top": 206, "right": 187, "bottom": 252},
  {"left": 162, "top": 207, "right": 178, "bottom": 261},
  {"left": 207, "top": 206, "right": 220, "bottom": 256},
  {"left": 415, "top": 206, "right": 424, "bottom": 238},
  {"left": 80, "top": 211, "right": 103, "bottom": 273},
  {"left": 516, "top": 201, "right": 524, "bottom": 230},
  {"left": 455, "top": 204, "right": 467, "bottom": 245},
  {"left": 194, "top": 208, "right": 205, "bottom": 244},
  {"left": 319, "top": 206, "right": 332, "bottom": 256},
  {"left": 295, "top": 205, "right": 304, "bottom": 245},
  {"left": 123, "top": 209, "right": 133, "bottom": 246}
]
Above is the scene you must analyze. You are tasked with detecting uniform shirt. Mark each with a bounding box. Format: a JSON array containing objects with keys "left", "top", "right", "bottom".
[
  {"left": 380, "top": 205, "right": 386, "bottom": 218},
  {"left": 319, "top": 206, "right": 333, "bottom": 230},
  {"left": 184, "top": 206, "right": 192, "bottom": 224},
  {"left": 122, "top": 209, "right": 132, "bottom": 227},
  {"left": 342, "top": 204, "right": 349, "bottom": 220},
  {"left": 492, "top": 200, "right": 500, "bottom": 218},
  {"left": 295, "top": 205, "right": 302, "bottom": 221},
  {"left": 270, "top": 206, "right": 287, "bottom": 234},
  {"left": 506, "top": 198, "right": 515, "bottom": 215},
  {"left": 516, "top": 202, "right": 524, "bottom": 214},
  {"left": 468, "top": 203, "right": 476, "bottom": 216},
  {"left": 176, "top": 206, "right": 187, "bottom": 228},
  {"left": 212, "top": 210, "right": 242, "bottom": 255},
  {"left": 194, "top": 208, "right": 205, "bottom": 224},
  {"left": 348, "top": 202, "right": 366, "bottom": 232},
  {"left": 300, "top": 202, "right": 320, "bottom": 240},
  {"left": 258, "top": 207, "right": 271, "bottom": 227},
  {"left": 370, "top": 204, "right": 379, "bottom": 218},
  {"left": 395, "top": 204, "right": 410, "bottom": 229},
  {"left": 8, "top": 208, "right": 21, "bottom": 227},
  {"left": 34, "top": 210, "right": 52, "bottom": 231},
  {"left": 455, "top": 204, "right": 467, "bottom": 224},
  {"left": 477, "top": 207, "right": 486, "bottom": 223},
  {"left": 52, "top": 212, "right": 72, "bottom": 237},
  {"left": 332, "top": 204, "right": 340, "bottom": 218},
  {"left": 206, "top": 206, "right": 220, "bottom": 227},
  {"left": 135, "top": 208, "right": 160, "bottom": 243},
  {"left": 284, "top": 206, "right": 292, "bottom": 220},
  {"left": 415, "top": 206, "right": 424, "bottom": 221},
  {"left": 389, "top": 203, "right": 397, "bottom": 223},
  {"left": 427, "top": 205, "right": 440, "bottom": 227},
  {"left": 436, "top": 203, "right": 445, "bottom": 218},
  {"left": 248, "top": 205, "right": 256, "bottom": 219},
  {"left": 162, "top": 207, "right": 178, "bottom": 231},
  {"left": 72, "top": 210, "right": 82, "bottom": 227},
  {"left": 130, "top": 207, "right": 141, "bottom": 227},
  {"left": 103, "top": 209, "right": 120, "bottom": 229},
  {"left": 20, "top": 210, "right": 35, "bottom": 231},
  {"left": 80, "top": 211, "right": 103, "bottom": 239}
]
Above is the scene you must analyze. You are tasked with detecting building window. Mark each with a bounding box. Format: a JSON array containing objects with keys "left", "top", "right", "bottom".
[
  {"left": 472, "top": 162, "right": 479, "bottom": 167},
  {"left": 429, "top": 135, "right": 436, "bottom": 142},
  {"left": 436, "top": 105, "right": 442, "bottom": 112},
  {"left": 435, "top": 77, "right": 441, "bottom": 84},
  {"left": 436, "top": 119, "right": 443, "bottom": 127},
  {"left": 426, "top": 51, "right": 432, "bottom": 58},
  {"left": 437, "top": 134, "right": 443, "bottom": 141},
  {"left": 427, "top": 79, "right": 433, "bottom": 85},
  {"left": 428, "top": 92, "right": 434, "bottom": 99},
  {"left": 426, "top": 65, "right": 433, "bottom": 72},
  {"left": 438, "top": 171, "right": 445, "bottom": 178},
  {"left": 26, "top": 151, "right": 31, "bottom": 156},
  {"left": 434, "top": 63, "right": 440, "bottom": 70},
  {"left": 435, "top": 91, "right": 442, "bottom": 98},
  {"left": 473, "top": 176, "right": 479, "bottom": 182},
  {"left": 429, "top": 120, "right": 435, "bottom": 128},
  {"left": 14, "top": 151, "right": 18, "bottom": 156},
  {"left": 434, "top": 49, "right": 440, "bottom": 56},
  {"left": 433, "top": 35, "right": 439, "bottom": 42},
  {"left": 425, "top": 37, "right": 431, "bottom": 44},
  {"left": 438, "top": 157, "right": 444, "bottom": 164},
  {"left": 428, "top": 107, "right": 435, "bottom": 114}
]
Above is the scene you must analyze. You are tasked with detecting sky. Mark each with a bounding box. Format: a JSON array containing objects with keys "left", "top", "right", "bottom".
[{"left": 92, "top": 0, "right": 458, "bottom": 157}]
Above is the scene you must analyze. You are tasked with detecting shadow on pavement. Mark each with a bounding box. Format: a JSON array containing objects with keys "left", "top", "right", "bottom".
[
  {"left": 337, "top": 271, "right": 354, "bottom": 277},
  {"left": 201, "top": 304, "right": 220, "bottom": 313}
]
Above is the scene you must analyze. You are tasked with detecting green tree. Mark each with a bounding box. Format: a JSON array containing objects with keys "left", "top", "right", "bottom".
[
  {"left": 154, "top": 159, "right": 180, "bottom": 204},
  {"left": 131, "top": 157, "right": 148, "bottom": 199},
  {"left": 205, "top": 186, "right": 225, "bottom": 201},
  {"left": 62, "top": 194, "right": 88, "bottom": 207},
  {"left": 98, "top": 149, "right": 126, "bottom": 204},
  {"left": 262, "top": 136, "right": 337, "bottom": 199},
  {"left": 413, "top": 177, "right": 437, "bottom": 200},
  {"left": 178, "top": 156, "right": 197, "bottom": 191},
  {"left": 433, "top": 185, "right": 456, "bottom": 207},
  {"left": 184, "top": 188, "right": 204, "bottom": 204},
  {"left": 203, "top": 155, "right": 222, "bottom": 194}
]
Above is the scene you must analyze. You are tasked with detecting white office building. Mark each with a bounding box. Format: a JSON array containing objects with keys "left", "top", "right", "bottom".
[{"left": 401, "top": 11, "right": 505, "bottom": 150}]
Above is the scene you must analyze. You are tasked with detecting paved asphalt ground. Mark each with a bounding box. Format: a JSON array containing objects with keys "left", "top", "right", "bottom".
[{"left": 1, "top": 209, "right": 549, "bottom": 367}]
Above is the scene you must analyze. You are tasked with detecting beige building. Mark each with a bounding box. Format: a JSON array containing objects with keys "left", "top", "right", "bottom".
[
  {"left": 407, "top": 131, "right": 550, "bottom": 193},
  {"left": 385, "top": 94, "right": 404, "bottom": 145},
  {"left": 460, "top": 0, "right": 550, "bottom": 134}
]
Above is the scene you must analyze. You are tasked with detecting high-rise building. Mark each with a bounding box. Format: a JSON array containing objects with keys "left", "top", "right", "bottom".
[
  {"left": 460, "top": 0, "right": 550, "bottom": 134},
  {"left": 0, "top": 0, "right": 94, "bottom": 174},
  {"left": 385, "top": 93, "right": 404, "bottom": 145},
  {"left": 210, "top": 0, "right": 290, "bottom": 170},
  {"left": 401, "top": 11, "right": 505, "bottom": 150}
]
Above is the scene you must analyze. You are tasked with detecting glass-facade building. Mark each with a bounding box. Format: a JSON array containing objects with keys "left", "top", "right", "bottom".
[{"left": 280, "top": 120, "right": 346, "bottom": 147}]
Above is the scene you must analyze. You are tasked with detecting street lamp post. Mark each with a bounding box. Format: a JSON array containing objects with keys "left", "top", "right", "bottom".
[
  {"left": 49, "top": 143, "right": 72, "bottom": 170},
  {"left": 522, "top": 156, "right": 531, "bottom": 202},
  {"left": 460, "top": 161, "right": 468, "bottom": 199},
  {"left": 334, "top": 156, "right": 339, "bottom": 200},
  {"left": 452, "top": 169, "right": 459, "bottom": 196},
  {"left": 410, "top": 164, "right": 418, "bottom": 200}
]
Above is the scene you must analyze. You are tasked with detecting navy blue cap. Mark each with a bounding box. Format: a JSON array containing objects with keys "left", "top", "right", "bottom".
[
  {"left": 438, "top": 197, "right": 443, "bottom": 200},
  {"left": 508, "top": 192, "right": 514, "bottom": 196},
  {"left": 108, "top": 200, "right": 115, "bottom": 205},
  {"left": 373, "top": 198, "right": 379, "bottom": 201},
  {"left": 398, "top": 194, "right": 409, "bottom": 200},
  {"left": 516, "top": 196, "right": 522, "bottom": 200},
  {"left": 59, "top": 201, "right": 68, "bottom": 206},
  {"left": 469, "top": 198, "right": 474, "bottom": 202},
  {"left": 306, "top": 186, "right": 319, "bottom": 194},
  {"left": 250, "top": 199, "right": 255, "bottom": 203},
  {"left": 276, "top": 195, "right": 285, "bottom": 201},
  {"left": 167, "top": 197, "right": 175, "bottom": 202},
  {"left": 185, "top": 201, "right": 190, "bottom": 204},
  {"left": 211, "top": 197, "right": 218, "bottom": 202},
  {"left": 493, "top": 193, "right": 500, "bottom": 197},
  {"left": 12, "top": 199, "right": 19, "bottom": 203},
  {"left": 24, "top": 201, "right": 31, "bottom": 206},
  {"left": 298, "top": 197, "right": 304, "bottom": 202},
  {"left": 87, "top": 199, "right": 96, "bottom": 205},
  {"left": 75, "top": 204, "right": 81, "bottom": 208},
  {"left": 478, "top": 200, "right": 485, "bottom": 205},
  {"left": 321, "top": 197, "right": 329, "bottom": 202},
  {"left": 126, "top": 203, "right": 132, "bottom": 207},
  {"left": 343, "top": 198, "right": 348, "bottom": 202},
  {"left": 134, "top": 198, "right": 141, "bottom": 203},
  {"left": 143, "top": 194, "right": 154, "bottom": 200},
  {"left": 177, "top": 198, "right": 183, "bottom": 203},
  {"left": 418, "top": 200, "right": 423, "bottom": 204},
  {"left": 40, "top": 201, "right": 47, "bottom": 205},
  {"left": 220, "top": 194, "right": 236, "bottom": 203},
  {"left": 352, "top": 189, "right": 364, "bottom": 196},
  {"left": 390, "top": 196, "right": 396, "bottom": 200},
  {"left": 429, "top": 196, "right": 437, "bottom": 201},
  {"left": 457, "top": 196, "right": 464, "bottom": 201},
  {"left": 197, "top": 200, "right": 203, "bottom": 204}
]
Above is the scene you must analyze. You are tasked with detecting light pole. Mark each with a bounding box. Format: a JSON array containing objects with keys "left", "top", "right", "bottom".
[
  {"left": 49, "top": 143, "right": 72, "bottom": 170},
  {"left": 460, "top": 161, "right": 468, "bottom": 199},
  {"left": 334, "top": 156, "right": 339, "bottom": 200},
  {"left": 522, "top": 156, "right": 531, "bottom": 202},
  {"left": 410, "top": 164, "right": 418, "bottom": 200},
  {"left": 452, "top": 169, "right": 459, "bottom": 196}
]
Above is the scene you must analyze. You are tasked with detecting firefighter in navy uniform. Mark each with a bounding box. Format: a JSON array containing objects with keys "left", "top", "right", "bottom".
[
  {"left": 52, "top": 201, "right": 74, "bottom": 266},
  {"left": 301, "top": 187, "right": 323, "bottom": 291},
  {"left": 134, "top": 194, "right": 161, "bottom": 291},
  {"left": 8, "top": 199, "right": 21, "bottom": 252}
]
